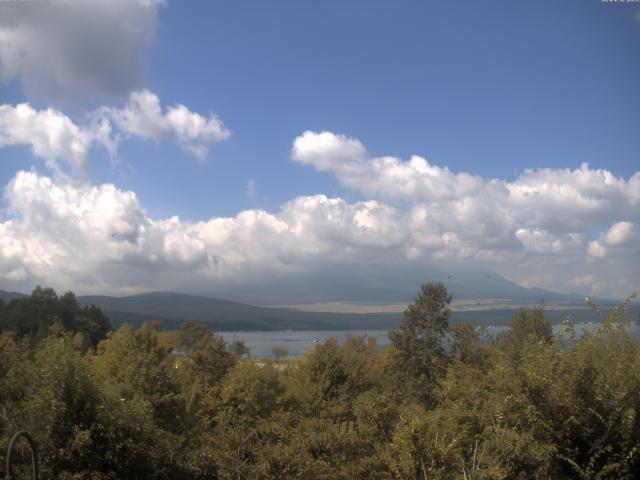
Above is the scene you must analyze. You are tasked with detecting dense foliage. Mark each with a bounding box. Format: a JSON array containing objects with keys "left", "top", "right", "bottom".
[
  {"left": 0, "top": 287, "right": 111, "bottom": 349},
  {"left": 1, "top": 284, "right": 639, "bottom": 479}
]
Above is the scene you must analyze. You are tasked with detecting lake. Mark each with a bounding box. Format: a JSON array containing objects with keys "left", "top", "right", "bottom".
[
  {"left": 220, "top": 329, "right": 391, "bottom": 357},
  {"left": 220, "top": 322, "right": 640, "bottom": 358}
]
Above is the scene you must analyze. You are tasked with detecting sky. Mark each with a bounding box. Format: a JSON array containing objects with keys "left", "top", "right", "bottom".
[{"left": 0, "top": 0, "right": 639, "bottom": 301}]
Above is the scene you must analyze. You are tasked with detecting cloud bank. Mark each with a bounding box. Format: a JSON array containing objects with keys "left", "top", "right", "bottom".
[{"left": 0, "top": 131, "right": 638, "bottom": 299}]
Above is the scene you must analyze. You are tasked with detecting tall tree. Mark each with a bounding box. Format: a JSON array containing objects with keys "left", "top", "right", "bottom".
[
  {"left": 0, "top": 286, "right": 111, "bottom": 347},
  {"left": 499, "top": 306, "right": 552, "bottom": 355},
  {"left": 175, "top": 321, "right": 237, "bottom": 411},
  {"left": 389, "top": 282, "right": 452, "bottom": 404}
]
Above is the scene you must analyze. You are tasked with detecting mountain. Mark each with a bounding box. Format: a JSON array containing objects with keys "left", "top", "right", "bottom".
[
  {"left": 77, "top": 292, "right": 402, "bottom": 331},
  {"left": 0, "top": 290, "right": 27, "bottom": 304},
  {"left": 76, "top": 291, "right": 633, "bottom": 331},
  {"left": 1, "top": 288, "right": 632, "bottom": 331},
  {"left": 200, "top": 265, "right": 582, "bottom": 305}
]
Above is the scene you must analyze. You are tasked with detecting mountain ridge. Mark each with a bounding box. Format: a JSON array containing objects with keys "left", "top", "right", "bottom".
[{"left": 1, "top": 269, "right": 625, "bottom": 331}]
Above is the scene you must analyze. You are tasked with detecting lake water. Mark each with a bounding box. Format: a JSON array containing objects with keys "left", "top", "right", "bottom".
[
  {"left": 221, "top": 322, "right": 640, "bottom": 358},
  {"left": 220, "top": 329, "right": 391, "bottom": 357}
]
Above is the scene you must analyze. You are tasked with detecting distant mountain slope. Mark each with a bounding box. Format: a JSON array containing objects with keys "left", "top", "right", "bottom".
[
  {"left": 77, "top": 292, "right": 402, "bottom": 330},
  {"left": 3, "top": 283, "right": 626, "bottom": 332},
  {"left": 205, "top": 265, "right": 582, "bottom": 305},
  {"left": 0, "top": 290, "right": 27, "bottom": 304},
  {"left": 77, "top": 291, "right": 635, "bottom": 331}
]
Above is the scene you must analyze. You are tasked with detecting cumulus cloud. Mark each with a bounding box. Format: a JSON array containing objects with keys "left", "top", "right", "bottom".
[
  {"left": 0, "top": 102, "right": 91, "bottom": 175},
  {"left": 95, "top": 89, "right": 231, "bottom": 161},
  {"left": 292, "top": 130, "right": 483, "bottom": 202},
  {"left": 0, "top": 171, "right": 406, "bottom": 294},
  {"left": 290, "top": 131, "right": 640, "bottom": 296},
  {"left": 0, "top": 91, "right": 230, "bottom": 173},
  {"left": 0, "top": 131, "right": 637, "bottom": 299},
  {"left": 587, "top": 221, "right": 638, "bottom": 259},
  {"left": 515, "top": 229, "right": 583, "bottom": 254},
  {"left": 0, "top": 164, "right": 638, "bottom": 298},
  {"left": 291, "top": 132, "right": 640, "bottom": 244},
  {"left": 604, "top": 221, "right": 635, "bottom": 246},
  {"left": 0, "top": 0, "right": 164, "bottom": 102},
  {"left": 292, "top": 131, "right": 639, "bottom": 230}
]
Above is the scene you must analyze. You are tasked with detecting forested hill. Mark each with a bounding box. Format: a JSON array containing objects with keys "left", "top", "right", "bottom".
[
  {"left": 77, "top": 292, "right": 402, "bottom": 330},
  {"left": 0, "top": 290, "right": 26, "bottom": 304}
]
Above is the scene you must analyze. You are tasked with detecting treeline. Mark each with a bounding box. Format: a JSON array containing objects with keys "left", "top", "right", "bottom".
[
  {"left": 0, "top": 286, "right": 111, "bottom": 348},
  {"left": 0, "top": 284, "right": 639, "bottom": 479}
]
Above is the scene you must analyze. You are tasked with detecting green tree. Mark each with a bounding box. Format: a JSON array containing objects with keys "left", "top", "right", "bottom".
[
  {"left": 499, "top": 306, "right": 552, "bottom": 354},
  {"left": 0, "top": 286, "right": 111, "bottom": 347},
  {"left": 450, "top": 323, "right": 491, "bottom": 369},
  {"left": 388, "top": 282, "right": 452, "bottom": 404},
  {"left": 174, "top": 321, "right": 237, "bottom": 411},
  {"left": 91, "top": 322, "right": 183, "bottom": 432},
  {"left": 0, "top": 331, "right": 107, "bottom": 478},
  {"left": 288, "top": 336, "right": 380, "bottom": 422}
]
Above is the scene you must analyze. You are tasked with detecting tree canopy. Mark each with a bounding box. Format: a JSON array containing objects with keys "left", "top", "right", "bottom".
[
  {"left": 1, "top": 285, "right": 639, "bottom": 479},
  {"left": 0, "top": 286, "right": 111, "bottom": 348},
  {"left": 388, "top": 281, "right": 452, "bottom": 404}
]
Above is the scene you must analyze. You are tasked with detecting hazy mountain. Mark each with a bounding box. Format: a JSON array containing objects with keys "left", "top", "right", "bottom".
[
  {"left": 0, "top": 287, "right": 631, "bottom": 331},
  {"left": 75, "top": 291, "right": 632, "bottom": 331},
  {"left": 0, "top": 290, "right": 27, "bottom": 304},
  {"left": 77, "top": 292, "right": 402, "bottom": 331},
  {"left": 1, "top": 268, "right": 621, "bottom": 332},
  {"left": 199, "top": 264, "right": 582, "bottom": 305}
]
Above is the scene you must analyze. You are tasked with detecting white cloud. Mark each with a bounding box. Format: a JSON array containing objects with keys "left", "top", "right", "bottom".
[
  {"left": 0, "top": 131, "right": 638, "bottom": 299},
  {"left": 0, "top": 102, "right": 91, "bottom": 175},
  {"left": 0, "top": 91, "right": 230, "bottom": 173},
  {"left": 0, "top": 165, "right": 638, "bottom": 299},
  {"left": 291, "top": 131, "right": 640, "bottom": 253},
  {"left": 604, "top": 221, "right": 635, "bottom": 245},
  {"left": 292, "top": 131, "right": 638, "bottom": 232},
  {"left": 586, "top": 240, "right": 607, "bottom": 259},
  {"left": 0, "top": 171, "right": 405, "bottom": 294},
  {"left": 95, "top": 90, "right": 231, "bottom": 161},
  {"left": 292, "top": 130, "right": 483, "bottom": 202},
  {"left": 515, "top": 228, "right": 583, "bottom": 254},
  {"left": 290, "top": 131, "right": 640, "bottom": 296},
  {"left": 587, "top": 221, "right": 638, "bottom": 260},
  {"left": 0, "top": 0, "right": 165, "bottom": 102}
]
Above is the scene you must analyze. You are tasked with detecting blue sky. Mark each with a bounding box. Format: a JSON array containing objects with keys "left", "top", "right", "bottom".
[
  {"left": 0, "top": 0, "right": 638, "bottom": 300},
  {"left": 142, "top": 0, "right": 639, "bottom": 218}
]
